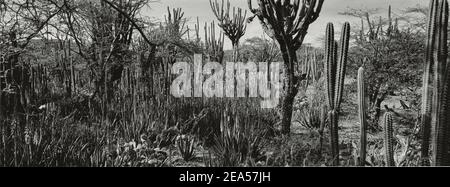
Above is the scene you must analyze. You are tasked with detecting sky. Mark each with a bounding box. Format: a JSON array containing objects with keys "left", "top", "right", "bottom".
[{"left": 144, "top": 0, "right": 427, "bottom": 49}]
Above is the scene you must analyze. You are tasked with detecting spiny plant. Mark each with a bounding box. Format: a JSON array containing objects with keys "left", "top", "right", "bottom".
[
  {"left": 383, "top": 112, "right": 395, "bottom": 167},
  {"left": 421, "top": 0, "right": 450, "bottom": 166},
  {"left": 165, "top": 7, "right": 187, "bottom": 41},
  {"left": 176, "top": 135, "right": 197, "bottom": 162},
  {"left": 305, "top": 48, "right": 322, "bottom": 85},
  {"left": 247, "top": 0, "right": 324, "bottom": 135},
  {"left": 297, "top": 47, "right": 323, "bottom": 88},
  {"left": 324, "top": 22, "right": 350, "bottom": 166},
  {"left": 357, "top": 67, "right": 368, "bottom": 166},
  {"left": 210, "top": 0, "right": 247, "bottom": 62},
  {"left": 357, "top": 5, "right": 399, "bottom": 42},
  {"left": 203, "top": 21, "right": 225, "bottom": 63}
]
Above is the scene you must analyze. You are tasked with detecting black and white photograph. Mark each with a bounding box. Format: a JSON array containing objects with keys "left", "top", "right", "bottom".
[{"left": 0, "top": 0, "right": 449, "bottom": 173}]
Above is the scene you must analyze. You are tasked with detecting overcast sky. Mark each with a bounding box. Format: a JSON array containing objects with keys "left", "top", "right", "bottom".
[{"left": 144, "top": 0, "right": 427, "bottom": 49}]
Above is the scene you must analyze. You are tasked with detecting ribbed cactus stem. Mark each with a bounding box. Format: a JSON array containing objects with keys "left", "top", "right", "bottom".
[
  {"left": 383, "top": 112, "right": 395, "bottom": 167},
  {"left": 325, "top": 23, "right": 336, "bottom": 110},
  {"left": 358, "top": 67, "right": 367, "bottom": 166},
  {"left": 324, "top": 22, "right": 350, "bottom": 166},
  {"left": 431, "top": 0, "right": 450, "bottom": 166},
  {"left": 335, "top": 22, "right": 350, "bottom": 110},
  {"left": 422, "top": 0, "right": 450, "bottom": 166},
  {"left": 421, "top": 0, "right": 437, "bottom": 166},
  {"left": 329, "top": 110, "right": 339, "bottom": 166}
]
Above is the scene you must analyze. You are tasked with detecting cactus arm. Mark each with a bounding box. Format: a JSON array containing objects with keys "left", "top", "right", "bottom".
[
  {"left": 248, "top": 0, "right": 255, "bottom": 13},
  {"left": 334, "top": 22, "right": 350, "bottom": 111},
  {"left": 325, "top": 23, "right": 336, "bottom": 109}
]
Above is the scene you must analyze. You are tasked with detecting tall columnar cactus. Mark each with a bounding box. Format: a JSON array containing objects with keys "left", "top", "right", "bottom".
[
  {"left": 422, "top": 0, "right": 450, "bottom": 166},
  {"left": 421, "top": 0, "right": 433, "bottom": 164},
  {"left": 383, "top": 112, "right": 395, "bottom": 167},
  {"left": 357, "top": 67, "right": 368, "bottom": 166},
  {"left": 248, "top": 0, "right": 324, "bottom": 135},
  {"left": 324, "top": 22, "right": 350, "bottom": 166}
]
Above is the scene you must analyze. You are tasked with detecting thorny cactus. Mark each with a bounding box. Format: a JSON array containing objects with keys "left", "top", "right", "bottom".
[
  {"left": 203, "top": 21, "right": 225, "bottom": 63},
  {"left": 165, "top": 7, "right": 186, "bottom": 41},
  {"left": 357, "top": 67, "right": 368, "bottom": 166},
  {"left": 210, "top": 0, "right": 247, "bottom": 62},
  {"left": 422, "top": 0, "right": 450, "bottom": 166},
  {"left": 324, "top": 22, "right": 350, "bottom": 166},
  {"left": 300, "top": 47, "right": 321, "bottom": 87},
  {"left": 359, "top": 5, "right": 399, "bottom": 42},
  {"left": 432, "top": 0, "right": 450, "bottom": 166},
  {"left": 383, "top": 112, "right": 395, "bottom": 167}
]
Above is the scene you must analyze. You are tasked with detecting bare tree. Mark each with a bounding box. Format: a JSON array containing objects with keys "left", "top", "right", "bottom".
[
  {"left": 54, "top": 0, "right": 150, "bottom": 101},
  {"left": 0, "top": 0, "right": 65, "bottom": 114}
]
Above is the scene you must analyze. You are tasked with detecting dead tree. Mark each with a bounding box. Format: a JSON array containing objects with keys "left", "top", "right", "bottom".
[
  {"left": 248, "top": 0, "right": 324, "bottom": 135},
  {"left": 210, "top": 0, "right": 247, "bottom": 62}
]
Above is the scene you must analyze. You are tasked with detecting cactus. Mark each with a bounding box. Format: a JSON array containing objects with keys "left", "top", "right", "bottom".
[
  {"left": 203, "top": 21, "right": 225, "bottom": 63},
  {"left": 422, "top": 0, "right": 450, "bottom": 166},
  {"left": 210, "top": 0, "right": 246, "bottom": 62},
  {"left": 195, "top": 17, "right": 201, "bottom": 45},
  {"left": 248, "top": 0, "right": 324, "bottom": 135},
  {"left": 383, "top": 112, "right": 395, "bottom": 167},
  {"left": 324, "top": 22, "right": 350, "bottom": 166},
  {"left": 328, "top": 110, "right": 339, "bottom": 165},
  {"left": 357, "top": 67, "right": 368, "bottom": 166},
  {"left": 421, "top": 0, "right": 437, "bottom": 165},
  {"left": 432, "top": 0, "right": 450, "bottom": 166},
  {"left": 165, "top": 7, "right": 185, "bottom": 39}
]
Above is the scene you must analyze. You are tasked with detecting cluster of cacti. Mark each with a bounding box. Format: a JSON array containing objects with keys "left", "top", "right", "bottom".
[
  {"left": 248, "top": 0, "right": 324, "bottom": 135},
  {"left": 165, "top": 7, "right": 186, "bottom": 40},
  {"left": 358, "top": 67, "right": 396, "bottom": 167},
  {"left": 210, "top": 0, "right": 247, "bottom": 62},
  {"left": 54, "top": 41, "right": 77, "bottom": 97},
  {"left": 383, "top": 112, "right": 395, "bottom": 167},
  {"left": 358, "top": 5, "right": 399, "bottom": 42},
  {"left": 421, "top": 0, "right": 450, "bottom": 166},
  {"left": 324, "top": 22, "right": 350, "bottom": 166},
  {"left": 299, "top": 47, "right": 322, "bottom": 87},
  {"left": 357, "top": 67, "right": 368, "bottom": 166},
  {"left": 203, "top": 21, "right": 225, "bottom": 63}
]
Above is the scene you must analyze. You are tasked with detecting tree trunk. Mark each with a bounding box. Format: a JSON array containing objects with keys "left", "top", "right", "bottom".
[
  {"left": 374, "top": 97, "right": 383, "bottom": 123},
  {"left": 279, "top": 45, "right": 299, "bottom": 135},
  {"left": 232, "top": 43, "right": 239, "bottom": 63}
]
